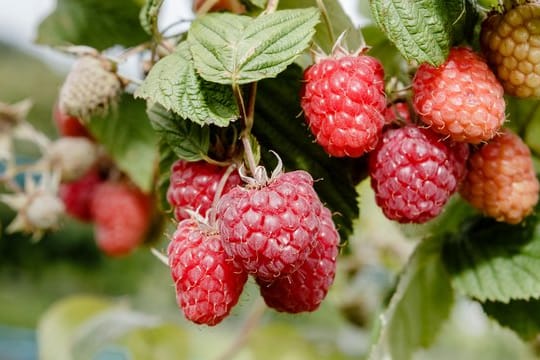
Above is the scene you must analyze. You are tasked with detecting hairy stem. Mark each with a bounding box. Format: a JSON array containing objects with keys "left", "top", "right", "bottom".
[{"left": 316, "top": 0, "right": 335, "bottom": 45}]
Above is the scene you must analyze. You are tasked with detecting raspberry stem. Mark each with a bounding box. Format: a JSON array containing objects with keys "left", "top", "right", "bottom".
[
  {"left": 233, "top": 83, "right": 259, "bottom": 177},
  {"left": 316, "top": 0, "right": 336, "bottom": 45},
  {"left": 208, "top": 163, "right": 237, "bottom": 226}
]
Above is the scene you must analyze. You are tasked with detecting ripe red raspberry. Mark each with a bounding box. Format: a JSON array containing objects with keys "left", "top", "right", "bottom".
[
  {"left": 480, "top": 3, "right": 540, "bottom": 98},
  {"left": 167, "top": 160, "right": 241, "bottom": 220},
  {"left": 257, "top": 207, "right": 339, "bottom": 313},
  {"left": 59, "top": 169, "right": 103, "bottom": 222},
  {"left": 217, "top": 170, "right": 324, "bottom": 281},
  {"left": 53, "top": 103, "right": 93, "bottom": 138},
  {"left": 384, "top": 101, "right": 411, "bottom": 125},
  {"left": 300, "top": 53, "right": 386, "bottom": 157},
  {"left": 369, "top": 125, "right": 469, "bottom": 223},
  {"left": 412, "top": 47, "right": 505, "bottom": 144},
  {"left": 168, "top": 219, "right": 247, "bottom": 326},
  {"left": 460, "top": 129, "right": 539, "bottom": 224},
  {"left": 90, "top": 182, "right": 152, "bottom": 256}
]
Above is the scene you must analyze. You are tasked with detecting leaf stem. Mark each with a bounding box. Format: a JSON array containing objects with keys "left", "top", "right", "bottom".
[{"left": 316, "top": 0, "right": 336, "bottom": 46}]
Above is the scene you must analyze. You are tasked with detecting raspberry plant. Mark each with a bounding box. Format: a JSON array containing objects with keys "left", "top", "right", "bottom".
[{"left": 3, "top": 0, "right": 540, "bottom": 358}]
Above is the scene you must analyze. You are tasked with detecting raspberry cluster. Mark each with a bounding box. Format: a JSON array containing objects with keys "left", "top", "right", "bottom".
[
  {"left": 165, "top": 161, "right": 339, "bottom": 325},
  {"left": 53, "top": 108, "right": 153, "bottom": 257},
  {"left": 301, "top": 43, "right": 538, "bottom": 225}
]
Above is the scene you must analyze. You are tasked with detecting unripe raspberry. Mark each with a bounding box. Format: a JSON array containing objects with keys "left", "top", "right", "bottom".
[
  {"left": 257, "top": 207, "right": 339, "bottom": 313},
  {"left": 480, "top": 3, "right": 540, "bottom": 98},
  {"left": 217, "top": 170, "right": 324, "bottom": 281},
  {"left": 47, "top": 137, "right": 98, "bottom": 182},
  {"left": 301, "top": 53, "right": 386, "bottom": 157},
  {"left": 59, "top": 56, "right": 123, "bottom": 120},
  {"left": 460, "top": 129, "right": 539, "bottom": 224},
  {"left": 91, "top": 182, "right": 152, "bottom": 256},
  {"left": 59, "top": 169, "right": 103, "bottom": 222},
  {"left": 413, "top": 47, "right": 506, "bottom": 144},
  {"left": 167, "top": 160, "right": 241, "bottom": 220},
  {"left": 369, "top": 125, "right": 469, "bottom": 223},
  {"left": 168, "top": 219, "right": 247, "bottom": 326}
]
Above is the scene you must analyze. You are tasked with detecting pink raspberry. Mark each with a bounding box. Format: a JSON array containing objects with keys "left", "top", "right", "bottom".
[
  {"left": 59, "top": 168, "right": 103, "bottom": 222},
  {"left": 369, "top": 125, "right": 469, "bottom": 223},
  {"left": 167, "top": 160, "right": 241, "bottom": 220},
  {"left": 384, "top": 101, "right": 411, "bottom": 125},
  {"left": 412, "top": 47, "right": 505, "bottom": 144},
  {"left": 90, "top": 182, "right": 152, "bottom": 256},
  {"left": 300, "top": 54, "right": 386, "bottom": 157},
  {"left": 257, "top": 207, "right": 339, "bottom": 313},
  {"left": 168, "top": 219, "right": 247, "bottom": 326},
  {"left": 217, "top": 170, "right": 324, "bottom": 281}
]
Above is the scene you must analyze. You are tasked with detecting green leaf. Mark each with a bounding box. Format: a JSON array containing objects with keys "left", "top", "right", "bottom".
[
  {"left": 139, "top": 0, "right": 164, "bottom": 36},
  {"left": 362, "top": 25, "right": 406, "bottom": 81},
  {"left": 188, "top": 9, "right": 320, "bottom": 85},
  {"left": 87, "top": 94, "right": 158, "bottom": 192},
  {"left": 505, "top": 97, "right": 540, "bottom": 155},
  {"left": 135, "top": 42, "right": 238, "bottom": 127},
  {"left": 147, "top": 104, "right": 210, "bottom": 162},
  {"left": 36, "top": 0, "right": 148, "bottom": 50},
  {"left": 37, "top": 295, "right": 113, "bottom": 360},
  {"left": 442, "top": 208, "right": 540, "bottom": 303},
  {"left": 156, "top": 140, "right": 176, "bottom": 212},
  {"left": 369, "top": 240, "right": 454, "bottom": 360},
  {"left": 254, "top": 64, "right": 358, "bottom": 240},
  {"left": 279, "top": 0, "right": 362, "bottom": 54},
  {"left": 119, "top": 324, "right": 189, "bottom": 360},
  {"left": 483, "top": 299, "right": 540, "bottom": 341},
  {"left": 369, "top": 0, "right": 466, "bottom": 66}
]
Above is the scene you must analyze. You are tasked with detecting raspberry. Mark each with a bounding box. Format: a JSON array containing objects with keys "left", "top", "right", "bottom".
[
  {"left": 53, "top": 103, "right": 93, "bottom": 138},
  {"left": 168, "top": 219, "right": 247, "bottom": 326},
  {"left": 369, "top": 125, "right": 469, "bottom": 223},
  {"left": 384, "top": 101, "right": 411, "bottom": 125},
  {"left": 480, "top": 3, "right": 540, "bottom": 98},
  {"left": 59, "top": 169, "right": 103, "bottom": 222},
  {"left": 412, "top": 47, "right": 506, "bottom": 144},
  {"left": 300, "top": 53, "right": 386, "bottom": 157},
  {"left": 59, "top": 56, "right": 123, "bottom": 120},
  {"left": 193, "top": 0, "right": 246, "bottom": 13},
  {"left": 90, "top": 182, "right": 152, "bottom": 256},
  {"left": 167, "top": 160, "right": 241, "bottom": 220},
  {"left": 460, "top": 129, "right": 539, "bottom": 224},
  {"left": 257, "top": 207, "right": 339, "bottom": 313},
  {"left": 217, "top": 170, "right": 324, "bottom": 281}
]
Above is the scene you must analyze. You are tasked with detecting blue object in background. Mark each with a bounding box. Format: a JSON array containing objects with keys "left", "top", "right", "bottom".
[{"left": 0, "top": 326, "right": 37, "bottom": 360}]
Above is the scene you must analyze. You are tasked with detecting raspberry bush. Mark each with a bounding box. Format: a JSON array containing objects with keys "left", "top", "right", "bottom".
[{"left": 2, "top": 0, "right": 540, "bottom": 359}]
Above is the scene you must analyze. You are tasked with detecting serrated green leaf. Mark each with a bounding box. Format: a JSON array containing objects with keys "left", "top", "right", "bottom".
[
  {"left": 442, "top": 208, "right": 540, "bottom": 303},
  {"left": 135, "top": 42, "right": 238, "bottom": 127},
  {"left": 36, "top": 0, "right": 148, "bottom": 50},
  {"left": 139, "top": 0, "right": 163, "bottom": 36},
  {"left": 147, "top": 104, "right": 210, "bottom": 162},
  {"left": 254, "top": 65, "right": 358, "bottom": 240},
  {"left": 483, "top": 299, "right": 540, "bottom": 341},
  {"left": 369, "top": 0, "right": 466, "bottom": 66},
  {"left": 362, "top": 25, "right": 407, "bottom": 81},
  {"left": 87, "top": 94, "right": 158, "bottom": 192},
  {"left": 188, "top": 9, "right": 320, "bottom": 85},
  {"left": 369, "top": 240, "right": 454, "bottom": 360},
  {"left": 156, "top": 140, "right": 176, "bottom": 212},
  {"left": 279, "top": 0, "right": 362, "bottom": 54}
]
